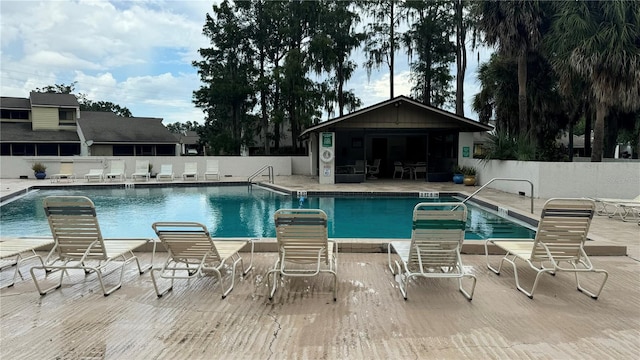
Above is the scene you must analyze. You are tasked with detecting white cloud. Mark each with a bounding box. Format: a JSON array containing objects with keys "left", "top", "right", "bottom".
[{"left": 1, "top": 0, "right": 493, "bottom": 126}]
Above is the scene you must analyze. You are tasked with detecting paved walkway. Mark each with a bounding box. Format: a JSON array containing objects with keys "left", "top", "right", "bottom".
[{"left": 1, "top": 176, "right": 639, "bottom": 359}]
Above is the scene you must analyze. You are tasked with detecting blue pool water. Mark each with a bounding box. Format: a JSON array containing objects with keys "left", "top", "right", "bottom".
[{"left": 0, "top": 186, "right": 535, "bottom": 240}]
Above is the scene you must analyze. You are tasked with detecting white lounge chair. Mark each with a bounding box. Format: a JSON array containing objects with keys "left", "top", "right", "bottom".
[
  {"left": 485, "top": 198, "right": 608, "bottom": 299},
  {"left": 387, "top": 202, "right": 476, "bottom": 300},
  {"left": 0, "top": 238, "right": 54, "bottom": 288},
  {"left": 266, "top": 209, "right": 337, "bottom": 301},
  {"left": 50, "top": 162, "right": 76, "bottom": 183},
  {"left": 130, "top": 160, "right": 150, "bottom": 182},
  {"left": 151, "top": 222, "right": 253, "bottom": 298},
  {"left": 182, "top": 162, "right": 198, "bottom": 180},
  {"left": 204, "top": 159, "right": 220, "bottom": 181},
  {"left": 590, "top": 195, "right": 640, "bottom": 219},
  {"left": 31, "top": 196, "right": 153, "bottom": 296},
  {"left": 84, "top": 169, "right": 104, "bottom": 182},
  {"left": 105, "top": 160, "right": 126, "bottom": 182},
  {"left": 156, "top": 164, "right": 174, "bottom": 181}
]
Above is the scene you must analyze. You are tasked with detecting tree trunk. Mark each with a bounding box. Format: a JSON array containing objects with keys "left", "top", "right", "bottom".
[
  {"left": 584, "top": 101, "right": 592, "bottom": 157},
  {"left": 591, "top": 101, "right": 606, "bottom": 162},
  {"left": 260, "top": 48, "right": 270, "bottom": 155},
  {"left": 517, "top": 52, "right": 528, "bottom": 138},
  {"left": 455, "top": 0, "right": 465, "bottom": 116},
  {"left": 390, "top": 1, "right": 394, "bottom": 99}
]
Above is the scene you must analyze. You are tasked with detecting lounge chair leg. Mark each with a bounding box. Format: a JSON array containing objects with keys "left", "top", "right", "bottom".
[
  {"left": 458, "top": 274, "right": 477, "bottom": 301},
  {"left": 575, "top": 269, "right": 609, "bottom": 299}
]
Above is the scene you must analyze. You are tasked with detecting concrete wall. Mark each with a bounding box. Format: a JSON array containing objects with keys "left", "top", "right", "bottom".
[
  {"left": 0, "top": 156, "right": 311, "bottom": 180},
  {"left": 2, "top": 154, "right": 637, "bottom": 199},
  {"left": 460, "top": 158, "right": 640, "bottom": 199}
]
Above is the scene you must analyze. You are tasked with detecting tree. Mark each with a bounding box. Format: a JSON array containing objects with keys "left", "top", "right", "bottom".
[
  {"left": 361, "top": 0, "right": 405, "bottom": 99},
  {"left": 403, "top": 1, "right": 455, "bottom": 108},
  {"left": 547, "top": 1, "right": 640, "bottom": 161},
  {"left": 309, "top": 1, "right": 364, "bottom": 116},
  {"left": 165, "top": 121, "right": 201, "bottom": 134},
  {"left": 452, "top": 0, "right": 474, "bottom": 116},
  {"left": 475, "top": 0, "right": 543, "bottom": 138},
  {"left": 32, "top": 82, "right": 132, "bottom": 117},
  {"left": 193, "top": 0, "right": 257, "bottom": 155}
]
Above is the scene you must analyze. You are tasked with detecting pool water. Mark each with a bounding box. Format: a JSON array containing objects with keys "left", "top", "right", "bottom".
[{"left": 0, "top": 186, "right": 535, "bottom": 240}]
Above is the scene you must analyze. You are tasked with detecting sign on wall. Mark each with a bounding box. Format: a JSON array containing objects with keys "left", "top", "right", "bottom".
[
  {"left": 322, "top": 133, "right": 333, "bottom": 147},
  {"left": 462, "top": 146, "right": 470, "bottom": 158}
]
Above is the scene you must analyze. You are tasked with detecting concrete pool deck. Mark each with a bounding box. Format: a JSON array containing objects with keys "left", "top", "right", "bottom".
[{"left": 1, "top": 176, "right": 639, "bottom": 358}]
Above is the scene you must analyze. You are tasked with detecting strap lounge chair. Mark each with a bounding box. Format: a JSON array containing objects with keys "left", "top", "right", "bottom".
[
  {"left": 387, "top": 202, "right": 476, "bottom": 300},
  {"left": 485, "top": 198, "right": 608, "bottom": 299},
  {"left": 204, "top": 159, "right": 220, "bottom": 181},
  {"left": 50, "top": 162, "right": 76, "bottom": 183},
  {"left": 151, "top": 222, "right": 254, "bottom": 298},
  {"left": 266, "top": 209, "right": 338, "bottom": 301},
  {"left": 182, "top": 162, "right": 198, "bottom": 181},
  {"left": 156, "top": 164, "right": 175, "bottom": 181},
  {"left": 84, "top": 168, "right": 104, "bottom": 182},
  {"left": 590, "top": 194, "right": 640, "bottom": 217},
  {"left": 0, "top": 238, "right": 54, "bottom": 288},
  {"left": 105, "top": 160, "right": 126, "bottom": 182},
  {"left": 130, "top": 160, "right": 150, "bottom": 181},
  {"left": 30, "top": 196, "right": 153, "bottom": 296}
]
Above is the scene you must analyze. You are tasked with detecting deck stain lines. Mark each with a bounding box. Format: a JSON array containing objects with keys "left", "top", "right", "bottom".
[{"left": 1, "top": 253, "right": 639, "bottom": 358}]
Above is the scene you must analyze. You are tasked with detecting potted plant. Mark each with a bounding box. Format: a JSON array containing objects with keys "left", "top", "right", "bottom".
[
  {"left": 32, "top": 162, "right": 47, "bottom": 180},
  {"left": 452, "top": 165, "right": 464, "bottom": 184},
  {"left": 462, "top": 166, "right": 477, "bottom": 186}
]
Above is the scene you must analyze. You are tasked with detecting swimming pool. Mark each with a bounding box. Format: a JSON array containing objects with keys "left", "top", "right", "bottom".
[{"left": 0, "top": 186, "right": 535, "bottom": 240}]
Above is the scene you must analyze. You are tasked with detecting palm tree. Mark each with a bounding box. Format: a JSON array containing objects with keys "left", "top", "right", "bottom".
[
  {"left": 548, "top": 1, "right": 640, "bottom": 161},
  {"left": 475, "top": 0, "right": 543, "bottom": 139}
]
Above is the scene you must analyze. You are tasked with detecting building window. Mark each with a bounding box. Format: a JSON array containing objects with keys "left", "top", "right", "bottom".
[
  {"left": 11, "top": 144, "right": 35, "bottom": 156},
  {"left": 1, "top": 143, "right": 10, "bottom": 155},
  {"left": 156, "top": 145, "right": 175, "bottom": 156},
  {"left": 58, "top": 109, "right": 75, "bottom": 124},
  {"left": 60, "top": 143, "right": 80, "bottom": 156},
  {"left": 135, "top": 145, "right": 154, "bottom": 156},
  {"left": 113, "top": 145, "right": 134, "bottom": 156},
  {"left": 1, "top": 109, "right": 29, "bottom": 119},
  {"left": 37, "top": 143, "right": 58, "bottom": 156}
]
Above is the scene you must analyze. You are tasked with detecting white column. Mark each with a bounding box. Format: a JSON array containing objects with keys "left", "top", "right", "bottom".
[{"left": 318, "top": 132, "right": 335, "bottom": 184}]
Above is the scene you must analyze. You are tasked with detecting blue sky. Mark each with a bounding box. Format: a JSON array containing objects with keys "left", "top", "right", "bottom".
[{"left": 1, "top": 0, "right": 491, "bottom": 125}]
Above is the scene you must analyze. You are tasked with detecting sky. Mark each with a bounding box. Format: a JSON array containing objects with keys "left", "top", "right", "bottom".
[{"left": 1, "top": 0, "right": 491, "bottom": 125}]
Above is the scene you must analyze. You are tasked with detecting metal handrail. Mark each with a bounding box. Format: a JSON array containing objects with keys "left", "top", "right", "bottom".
[
  {"left": 457, "top": 177, "right": 535, "bottom": 214},
  {"left": 248, "top": 165, "right": 274, "bottom": 185}
]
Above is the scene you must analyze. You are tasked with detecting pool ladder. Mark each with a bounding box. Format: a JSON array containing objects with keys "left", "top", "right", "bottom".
[
  {"left": 248, "top": 165, "right": 274, "bottom": 187},
  {"left": 455, "top": 178, "right": 535, "bottom": 214}
]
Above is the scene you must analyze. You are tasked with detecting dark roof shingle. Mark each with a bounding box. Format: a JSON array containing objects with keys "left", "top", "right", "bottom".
[
  {"left": 0, "top": 122, "right": 79, "bottom": 142},
  {"left": 1, "top": 97, "right": 31, "bottom": 109},
  {"left": 79, "top": 112, "right": 177, "bottom": 144},
  {"left": 29, "top": 92, "right": 79, "bottom": 107}
]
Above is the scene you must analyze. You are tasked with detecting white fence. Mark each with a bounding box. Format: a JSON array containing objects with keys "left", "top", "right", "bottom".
[
  {"left": 2, "top": 156, "right": 637, "bottom": 199},
  {"left": 460, "top": 159, "right": 639, "bottom": 199},
  {"left": 0, "top": 156, "right": 310, "bottom": 181}
]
